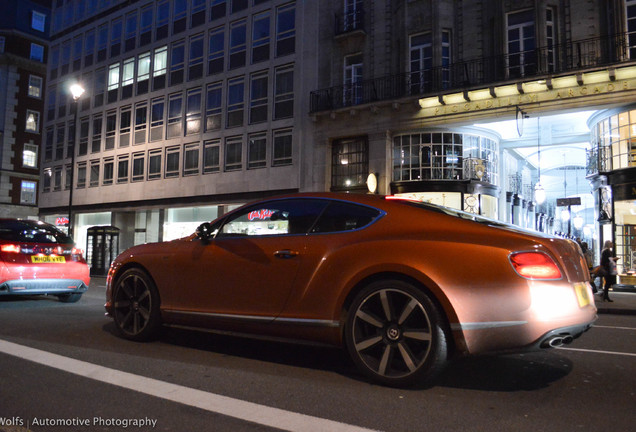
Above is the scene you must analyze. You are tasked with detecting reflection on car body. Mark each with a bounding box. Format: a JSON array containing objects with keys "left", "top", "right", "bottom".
[
  {"left": 0, "top": 219, "right": 90, "bottom": 302},
  {"left": 105, "top": 193, "right": 596, "bottom": 387}
]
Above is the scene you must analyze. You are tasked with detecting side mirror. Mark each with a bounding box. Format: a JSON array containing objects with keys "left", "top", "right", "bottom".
[{"left": 196, "top": 222, "right": 213, "bottom": 243}]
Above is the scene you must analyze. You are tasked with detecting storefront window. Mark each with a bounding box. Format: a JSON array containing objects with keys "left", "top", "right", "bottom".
[
  {"left": 163, "top": 206, "right": 220, "bottom": 241},
  {"left": 591, "top": 109, "right": 636, "bottom": 172},
  {"left": 392, "top": 131, "right": 499, "bottom": 184}
]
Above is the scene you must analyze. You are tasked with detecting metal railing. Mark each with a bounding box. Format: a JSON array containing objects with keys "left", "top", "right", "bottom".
[{"left": 311, "top": 32, "right": 632, "bottom": 113}]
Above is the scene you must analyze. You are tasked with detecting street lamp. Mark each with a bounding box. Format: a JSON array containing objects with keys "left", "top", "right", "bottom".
[{"left": 68, "top": 83, "right": 84, "bottom": 238}]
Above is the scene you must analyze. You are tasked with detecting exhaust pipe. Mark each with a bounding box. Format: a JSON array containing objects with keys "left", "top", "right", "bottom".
[{"left": 544, "top": 334, "right": 574, "bottom": 348}]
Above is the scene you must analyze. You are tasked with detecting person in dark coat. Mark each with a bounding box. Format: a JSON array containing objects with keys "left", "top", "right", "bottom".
[{"left": 600, "top": 240, "right": 619, "bottom": 302}]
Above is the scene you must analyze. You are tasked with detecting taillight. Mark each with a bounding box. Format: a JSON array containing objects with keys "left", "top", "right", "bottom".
[
  {"left": 510, "top": 252, "right": 562, "bottom": 280},
  {"left": 1, "top": 244, "right": 21, "bottom": 253}
]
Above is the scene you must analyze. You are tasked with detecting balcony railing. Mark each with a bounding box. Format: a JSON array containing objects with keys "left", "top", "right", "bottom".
[{"left": 311, "top": 32, "right": 631, "bottom": 113}]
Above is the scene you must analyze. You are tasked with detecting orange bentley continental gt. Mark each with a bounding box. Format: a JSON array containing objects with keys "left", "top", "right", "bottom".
[{"left": 105, "top": 193, "right": 596, "bottom": 387}]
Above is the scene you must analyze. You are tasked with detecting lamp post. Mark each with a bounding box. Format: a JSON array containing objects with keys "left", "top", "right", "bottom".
[{"left": 68, "top": 83, "right": 85, "bottom": 238}]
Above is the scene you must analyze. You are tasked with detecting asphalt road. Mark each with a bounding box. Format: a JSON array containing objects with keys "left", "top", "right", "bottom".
[{"left": 0, "top": 279, "right": 634, "bottom": 432}]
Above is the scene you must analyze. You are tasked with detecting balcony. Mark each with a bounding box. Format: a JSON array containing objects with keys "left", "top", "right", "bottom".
[{"left": 310, "top": 32, "right": 632, "bottom": 113}]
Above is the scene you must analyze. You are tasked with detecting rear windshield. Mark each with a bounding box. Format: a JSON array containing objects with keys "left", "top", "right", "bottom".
[{"left": 0, "top": 220, "right": 72, "bottom": 244}]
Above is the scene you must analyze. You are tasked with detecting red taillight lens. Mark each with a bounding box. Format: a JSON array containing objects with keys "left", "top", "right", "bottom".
[
  {"left": 510, "top": 252, "right": 563, "bottom": 280},
  {"left": 1, "top": 244, "right": 21, "bottom": 253}
]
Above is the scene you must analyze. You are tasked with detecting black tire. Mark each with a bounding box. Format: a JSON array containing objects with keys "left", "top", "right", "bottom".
[
  {"left": 344, "top": 279, "right": 450, "bottom": 387},
  {"left": 112, "top": 268, "right": 162, "bottom": 341},
  {"left": 57, "top": 293, "right": 82, "bottom": 303}
]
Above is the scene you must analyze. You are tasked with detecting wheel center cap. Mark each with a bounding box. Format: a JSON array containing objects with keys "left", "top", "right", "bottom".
[{"left": 386, "top": 325, "right": 401, "bottom": 341}]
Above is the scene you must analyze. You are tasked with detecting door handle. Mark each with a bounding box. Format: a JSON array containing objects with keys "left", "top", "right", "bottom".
[{"left": 274, "top": 250, "right": 299, "bottom": 259}]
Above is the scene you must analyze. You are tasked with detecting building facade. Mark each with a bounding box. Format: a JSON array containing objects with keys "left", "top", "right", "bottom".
[
  {"left": 0, "top": 0, "right": 50, "bottom": 219},
  {"left": 40, "top": 0, "right": 319, "bottom": 254},
  {"left": 308, "top": 0, "right": 636, "bottom": 279}
]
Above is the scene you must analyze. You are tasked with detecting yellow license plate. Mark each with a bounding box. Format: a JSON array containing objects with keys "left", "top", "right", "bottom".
[
  {"left": 31, "top": 256, "right": 66, "bottom": 264},
  {"left": 574, "top": 282, "right": 591, "bottom": 307}
]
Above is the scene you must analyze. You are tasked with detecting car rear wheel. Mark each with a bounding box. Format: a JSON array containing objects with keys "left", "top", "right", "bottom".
[
  {"left": 112, "top": 268, "right": 161, "bottom": 341},
  {"left": 57, "top": 293, "right": 82, "bottom": 303},
  {"left": 345, "top": 279, "right": 450, "bottom": 387}
]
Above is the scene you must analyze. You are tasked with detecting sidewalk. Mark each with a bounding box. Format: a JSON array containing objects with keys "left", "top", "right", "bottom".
[{"left": 594, "top": 289, "right": 636, "bottom": 315}]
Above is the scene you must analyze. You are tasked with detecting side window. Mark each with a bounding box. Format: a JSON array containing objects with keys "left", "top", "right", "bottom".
[
  {"left": 218, "top": 199, "right": 327, "bottom": 237},
  {"left": 311, "top": 201, "right": 381, "bottom": 233}
]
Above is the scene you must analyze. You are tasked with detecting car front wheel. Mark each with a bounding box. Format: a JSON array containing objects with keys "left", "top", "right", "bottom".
[
  {"left": 112, "top": 268, "right": 161, "bottom": 341},
  {"left": 345, "top": 279, "right": 450, "bottom": 387}
]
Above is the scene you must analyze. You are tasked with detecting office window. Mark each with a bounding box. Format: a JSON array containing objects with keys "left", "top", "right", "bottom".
[
  {"left": 441, "top": 30, "right": 451, "bottom": 89},
  {"left": 156, "top": 0, "right": 170, "bottom": 40},
  {"left": 276, "top": 3, "right": 295, "bottom": 57},
  {"left": 92, "top": 115, "right": 102, "bottom": 153},
  {"left": 205, "top": 82, "right": 222, "bottom": 131},
  {"left": 250, "top": 72, "right": 268, "bottom": 123},
  {"left": 30, "top": 43, "right": 44, "bottom": 62},
  {"left": 204, "top": 139, "right": 220, "bottom": 173},
  {"left": 25, "top": 110, "right": 40, "bottom": 133},
  {"left": 150, "top": 97, "right": 165, "bottom": 141},
  {"left": 273, "top": 128, "right": 292, "bottom": 166},
  {"left": 125, "top": 11, "right": 137, "bottom": 52},
  {"left": 23, "top": 144, "right": 38, "bottom": 168},
  {"left": 167, "top": 93, "right": 183, "bottom": 138},
  {"left": 183, "top": 143, "right": 199, "bottom": 176},
  {"left": 50, "top": 45, "right": 59, "bottom": 78},
  {"left": 248, "top": 133, "right": 266, "bottom": 169},
  {"left": 332, "top": 137, "right": 369, "bottom": 190},
  {"left": 229, "top": 19, "right": 247, "bottom": 69},
  {"left": 227, "top": 77, "right": 244, "bottom": 128},
  {"left": 45, "top": 128, "right": 54, "bottom": 162},
  {"left": 274, "top": 64, "right": 293, "bottom": 119},
  {"left": 117, "top": 154, "right": 129, "bottom": 183},
  {"left": 122, "top": 57, "right": 135, "bottom": 98},
  {"left": 173, "top": 0, "right": 187, "bottom": 34},
  {"left": 132, "top": 152, "right": 145, "bottom": 181},
  {"left": 84, "top": 29, "right": 95, "bottom": 66},
  {"left": 97, "top": 24, "right": 108, "bottom": 62},
  {"left": 137, "top": 51, "right": 151, "bottom": 94},
  {"left": 170, "top": 41, "right": 185, "bottom": 85},
  {"left": 108, "top": 62, "right": 120, "bottom": 103},
  {"left": 64, "top": 164, "right": 72, "bottom": 190},
  {"left": 105, "top": 111, "right": 116, "bottom": 150},
  {"left": 110, "top": 18, "right": 123, "bottom": 57},
  {"left": 153, "top": 46, "right": 168, "bottom": 90},
  {"left": 546, "top": 8, "right": 557, "bottom": 71},
  {"left": 20, "top": 181, "right": 37, "bottom": 205},
  {"left": 79, "top": 117, "right": 89, "bottom": 155},
  {"left": 225, "top": 136, "right": 242, "bottom": 171},
  {"left": 103, "top": 157, "right": 114, "bottom": 185},
  {"left": 189, "top": 34, "right": 204, "bottom": 80},
  {"left": 140, "top": 4, "right": 153, "bottom": 46},
  {"left": 210, "top": 0, "right": 227, "bottom": 21},
  {"left": 53, "top": 166, "right": 62, "bottom": 191},
  {"left": 506, "top": 9, "right": 536, "bottom": 78},
  {"left": 94, "top": 68, "right": 106, "bottom": 107},
  {"left": 47, "top": 86, "right": 56, "bottom": 120},
  {"left": 186, "top": 88, "right": 202, "bottom": 135},
  {"left": 61, "top": 40, "right": 71, "bottom": 74},
  {"left": 165, "top": 146, "right": 180, "bottom": 178},
  {"left": 90, "top": 160, "right": 100, "bottom": 187},
  {"left": 28, "top": 75, "right": 43, "bottom": 98},
  {"left": 166, "top": 93, "right": 183, "bottom": 138},
  {"left": 43, "top": 168, "right": 51, "bottom": 192},
  {"left": 191, "top": 0, "right": 206, "bottom": 27},
  {"left": 208, "top": 27, "right": 225, "bottom": 75},
  {"left": 135, "top": 102, "right": 148, "bottom": 144},
  {"left": 32, "top": 11, "right": 46, "bottom": 32},
  {"left": 77, "top": 162, "right": 87, "bottom": 189},
  {"left": 148, "top": 149, "right": 162, "bottom": 180},
  {"left": 231, "top": 0, "right": 248, "bottom": 14},
  {"left": 252, "top": 11, "right": 270, "bottom": 63},
  {"left": 55, "top": 124, "right": 65, "bottom": 160},
  {"left": 120, "top": 107, "right": 132, "bottom": 147},
  {"left": 73, "top": 36, "right": 82, "bottom": 71}
]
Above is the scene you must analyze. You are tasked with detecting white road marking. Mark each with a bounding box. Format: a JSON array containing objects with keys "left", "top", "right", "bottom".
[
  {"left": 0, "top": 339, "right": 380, "bottom": 432},
  {"left": 593, "top": 325, "right": 636, "bottom": 331},
  {"left": 557, "top": 347, "right": 636, "bottom": 357}
]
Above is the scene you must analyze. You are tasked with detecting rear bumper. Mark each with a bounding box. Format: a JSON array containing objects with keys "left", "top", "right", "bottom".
[{"left": 0, "top": 279, "right": 88, "bottom": 296}]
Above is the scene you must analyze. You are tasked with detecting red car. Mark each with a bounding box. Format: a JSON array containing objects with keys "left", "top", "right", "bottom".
[
  {"left": 105, "top": 193, "right": 596, "bottom": 387},
  {"left": 0, "top": 219, "right": 90, "bottom": 303}
]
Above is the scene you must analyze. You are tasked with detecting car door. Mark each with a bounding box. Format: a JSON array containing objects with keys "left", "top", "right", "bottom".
[{"left": 166, "top": 198, "right": 329, "bottom": 319}]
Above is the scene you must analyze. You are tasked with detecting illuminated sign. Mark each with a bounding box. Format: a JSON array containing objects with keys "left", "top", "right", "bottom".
[
  {"left": 56, "top": 217, "right": 70, "bottom": 226},
  {"left": 248, "top": 209, "right": 274, "bottom": 221}
]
